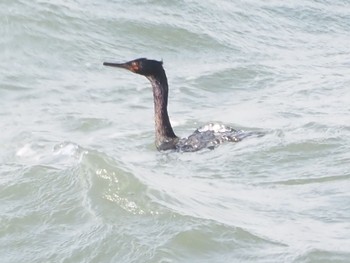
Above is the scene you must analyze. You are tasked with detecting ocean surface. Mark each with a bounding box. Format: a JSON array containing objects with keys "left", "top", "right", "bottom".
[{"left": 1, "top": 0, "right": 350, "bottom": 262}]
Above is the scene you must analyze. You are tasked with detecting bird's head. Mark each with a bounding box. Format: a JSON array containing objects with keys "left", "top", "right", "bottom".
[{"left": 103, "top": 58, "right": 164, "bottom": 77}]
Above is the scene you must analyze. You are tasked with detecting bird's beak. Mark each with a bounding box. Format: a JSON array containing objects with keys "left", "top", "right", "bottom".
[{"left": 103, "top": 62, "right": 129, "bottom": 70}]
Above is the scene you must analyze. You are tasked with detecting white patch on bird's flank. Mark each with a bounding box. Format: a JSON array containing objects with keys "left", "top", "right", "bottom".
[{"left": 197, "top": 123, "right": 232, "bottom": 133}]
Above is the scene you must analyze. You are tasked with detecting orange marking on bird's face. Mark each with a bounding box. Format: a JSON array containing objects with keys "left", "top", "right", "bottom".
[{"left": 129, "top": 61, "right": 139, "bottom": 72}]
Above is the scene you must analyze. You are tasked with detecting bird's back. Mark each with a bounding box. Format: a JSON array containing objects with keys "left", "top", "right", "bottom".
[{"left": 176, "top": 123, "right": 253, "bottom": 152}]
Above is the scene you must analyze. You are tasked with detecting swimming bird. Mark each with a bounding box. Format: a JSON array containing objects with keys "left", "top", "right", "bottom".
[{"left": 103, "top": 58, "right": 259, "bottom": 152}]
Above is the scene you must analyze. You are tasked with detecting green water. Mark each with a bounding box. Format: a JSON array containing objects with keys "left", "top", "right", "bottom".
[{"left": 1, "top": 0, "right": 350, "bottom": 262}]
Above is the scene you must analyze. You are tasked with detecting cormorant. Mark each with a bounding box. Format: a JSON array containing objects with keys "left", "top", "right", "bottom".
[{"left": 103, "top": 58, "right": 259, "bottom": 152}]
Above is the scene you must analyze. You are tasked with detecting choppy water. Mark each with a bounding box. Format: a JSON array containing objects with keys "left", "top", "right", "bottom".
[{"left": 1, "top": 0, "right": 350, "bottom": 262}]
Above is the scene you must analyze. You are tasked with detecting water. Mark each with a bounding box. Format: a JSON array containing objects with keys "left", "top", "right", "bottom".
[{"left": 1, "top": 0, "right": 350, "bottom": 262}]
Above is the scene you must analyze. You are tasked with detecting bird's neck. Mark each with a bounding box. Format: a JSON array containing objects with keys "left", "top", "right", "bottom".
[{"left": 147, "top": 70, "right": 178, "bottom": 150}]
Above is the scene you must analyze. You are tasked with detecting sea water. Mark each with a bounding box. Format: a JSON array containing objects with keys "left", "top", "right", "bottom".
[{"left": 1, "top": 0, "right": 350, "bottom": 262}]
